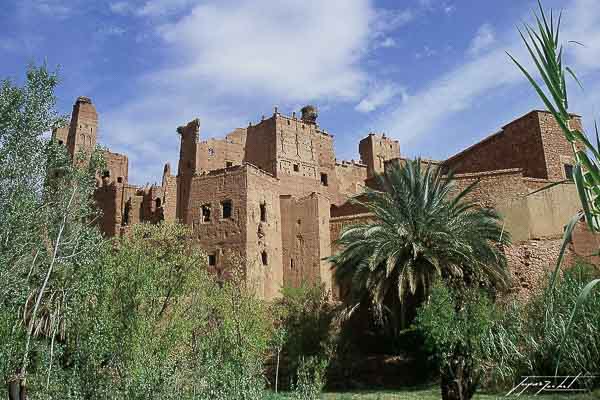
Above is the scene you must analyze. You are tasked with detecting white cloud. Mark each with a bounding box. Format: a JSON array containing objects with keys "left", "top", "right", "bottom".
[
  {"left": 415, "top": 45, "right": 437, "bottom": 59},
  {"left": 369, "top": 0, "right": 600, "bottom": 147},
  {"left": 151, "top": 0, "right": 376, "bottom": 102},
  {"left": 18, "top": 0, "right": 72, "bottom": 19},
  {"left": 468, "top": 23, "right": 495, "bottom": 56},
  {"left": 355, "top": 82, "right": 405, "bottom": 113},
  {"left": 379, "top": 37, "right": 396, "bottom": 48}
]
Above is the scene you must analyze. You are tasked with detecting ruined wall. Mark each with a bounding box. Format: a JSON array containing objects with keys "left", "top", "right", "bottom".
[
  {"left": 281, "top": 193, "right": 332, "bottom": 290},
  {"left": 177, "top": 119, "right": 200, "bottom": 222},
  {"left": 359, "top": 133, "right": 401, "bottom": 178},
  {"left": 94, "top": 184, "right": 119, "bottom": 237},
  {"left": 505, "top": 239, "right": 576, "bottom": 303},
  {"left": 161, "top": 163, "right": 178, "bottom": 223},
  {"left": 51, "top": 125, "right": 69, "bottom": 145},
  {"left": 101, "top": 150, "right": 128, "bottom": 184},
  {"left": 198, "top": 128, "right": 247, "bottom": 172}
]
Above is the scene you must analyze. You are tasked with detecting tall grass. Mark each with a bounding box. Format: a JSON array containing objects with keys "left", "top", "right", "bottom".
[{"left": 508, "top": 0, "right": 600, "bottom": 375}]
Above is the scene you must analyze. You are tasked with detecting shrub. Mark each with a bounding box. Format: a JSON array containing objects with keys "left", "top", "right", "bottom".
[
  {"left": 416, "top": 282, "right": 496, "bottom": 400},
  {"left": 270, "top": 283, "right": 338, "bottom": 391},
  {"left": 482, "top": 263, "right": 600, "bottom": 388}
]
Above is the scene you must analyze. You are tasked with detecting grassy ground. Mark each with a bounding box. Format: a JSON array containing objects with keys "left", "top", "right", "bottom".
[{"left": 269, "top": 386, "right": 600, "bottom": 399}]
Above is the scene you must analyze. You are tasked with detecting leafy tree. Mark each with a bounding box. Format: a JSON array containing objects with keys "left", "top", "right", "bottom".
[
  {"left": 508, "top": 0, "right": 600, "bottom": 375},
  {"left": 417, "top": 283, "right": 496, "bottom": 400},
  {"left": 328, "top": 159, "right": 510, "bottom": 334},
  {"left": 0, "top": 65, "right": 105, "bottom": 399}
]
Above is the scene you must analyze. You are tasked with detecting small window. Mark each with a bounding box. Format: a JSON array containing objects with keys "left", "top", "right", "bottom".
[
  {"left": 564, "top": 164, "right": 574, "bottom": 181},
  {"left": 58, "top": 140, "right": 64, "bottom": 145},
  {"left": 261, "top": 251, "right": 268, "bottom": 266},
  {"left": 260, "top": 203, "right": 267, "bottom": 222},
  {"left": 155, "top": 198, "right": 162, "bottom": 208},
  {"left": 202, "top": 204, "right": 211, "bottom": 222},
  {"left": 102, "top": 170, "right": 110, "bottom": 179},
  {"left": 208, "top": 148, "right": 215, "bottom": 156},
  {"left": 290, "top": 259, "right": 294, "bottom": 270},
  {"left": 226, "top": 161, "right": 233, "bottom": 168},
  {"left": 221, "top": 200, "right": 233, "bottom": 219},
  {"left": 320, "top": 173, "right": 328, "bottom": 186},
  {"left": 117, "top": 177, "right": 123, "bottom": 183},
  {"left": 208, "top": 253, "right": 216, "bottom": 266},
  {"left": 293, "top": 164, "right": 299, "bottom": 172}
]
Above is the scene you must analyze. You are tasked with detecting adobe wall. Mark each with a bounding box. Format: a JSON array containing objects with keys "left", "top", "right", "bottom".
[
  {"left": 334, "top": 161, "right": 367, "bottom": 203},
  {"left": 280, "top": 193, "right": 332, "bottom": 290},
  {"left": 101, "top": 150, "right": 128, "bottom": 184},
  {"left": 244, "top": 166, "right": 284, "bottom": 300},
  {"left": 445, "top": 111, "right": 547, "bottom": 178},
  {"left": 452, "top": 169, "right": 531, "bottom": 242},
  {"left": 161, "top": 163, "right": 178, "bottom": 223},
  {"left": 359, "top": 133, "right": 401, "bottom": 178},
  {"left": 244, "top": 116, "right": 278, "bottom": 175},
  {"left": 51, "top": 125, "right": 69, "bottom": 145},
  {"left": 526, "top": 181, "right": 580, "bottom": 239},
  {"left": 67, "top": 96, "right": 98, "bottom": 161},
  {"left": 538, "top": 112, "right": 582, "bottom": 180},
  {"left": 198, "top": 128, "right": 247, "bottom": 172},
  {"left": 504, "top": 238, "right": 575, "bottom": 302}
]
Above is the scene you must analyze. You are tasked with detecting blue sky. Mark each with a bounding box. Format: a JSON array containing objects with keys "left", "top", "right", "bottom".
[{"left": 3, "top": 0, "right": 600, "bottom": 184}]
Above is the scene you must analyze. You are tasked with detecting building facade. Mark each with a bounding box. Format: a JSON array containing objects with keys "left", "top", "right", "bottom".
[{"left": 53, "top": 97, "right": 598, "bottom": 300}]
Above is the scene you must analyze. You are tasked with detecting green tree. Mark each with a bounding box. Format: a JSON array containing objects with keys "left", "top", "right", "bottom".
[
  {"left": 328, "top": 159, "right": 509, "bottom": 334},
  {"left": 417, "top": 283, "right": 496, "bottom": 400},
  {"left": 0, "top": 65, "right": 105, "bottom": 399}
]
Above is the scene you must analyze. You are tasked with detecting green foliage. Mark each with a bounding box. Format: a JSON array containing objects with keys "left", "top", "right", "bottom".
[
  {"left": 272, "top": 283, "right": 338, "bottom": 391},
  {"left": 291, "top": 357, "right": 328, "bottom": 400},
  {"left": 481, "top": 264, "right": 600, "bottom": 387},
  {"left": 417, "top": 283, "right": 495, "bottom": 371},
  {"left": 509, "top": 0, "right": 600, "bottom": 375},
  {"left": 329, "top": 159, "right": 510, "bottom": 334},
  {"left": 66, "top": 223, "right": 272, "bottom": 399},
  {"left": 417, "top": 283, "right": 497, "bottom": 399},
  {"left": 0, "top": 64, "right": 106, "bottom": 398}
]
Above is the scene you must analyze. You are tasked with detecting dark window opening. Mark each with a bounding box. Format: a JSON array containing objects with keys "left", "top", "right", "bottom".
[
  {"left": 226, "top": 161, "right": 233, "bottom": 168},
  {"left": 202, "top": 204, "right": 211, "bottom": 222},
  {"left": 117, "top": 177, "right": 123, "bottom": 183},
  {"left": 102, "top": 170, "right": 110, "bottom": 179},
  {"left": 293, "top": 164, "right": 299, "bottom": 172},
  {"left": 320, "top": 173, "right": 328, "bottom": 186},
  {"left": 261, "top": 251, "right": 268, "bottom": 266},
  {"left": 208, "top": 148, "right": 215, "bottom": 156},
  {"left": 208, "top": 253, "right": 216, "bottom": 266},
  {"left": 564, "top": 164, "right": 574, "bottom": 181},
  {"left": 155, "top": 198, "right": 162, "bottom": 209},
  {"left": 260, "top": 203, "right": 267, "bottom": 222},
  {"left": 290, "top": 259, "right": 294, "bottom": 270},
  {"left": 58, "top": 140, "right": 64, "bottom": 145},
  {"left": 123, "top": 202, "right": 130, "bottom": 225},
  {"left": 221, "top": 200, "right": 233, "bottom": 219}
]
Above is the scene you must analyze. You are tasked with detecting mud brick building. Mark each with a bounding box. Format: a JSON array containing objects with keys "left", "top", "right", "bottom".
[{"left": 53, "top": 97, "right": 599, "bottom": 300}]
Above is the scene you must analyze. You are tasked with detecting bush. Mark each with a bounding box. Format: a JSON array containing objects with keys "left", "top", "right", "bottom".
[
  {"left": 270, "top": 283, "right": 338, "bottom": 391},
  {"left": 482, "top": 263, "right": 600, "bottom": 388},
  {"left": 417, "top": 282, "right": 496, "bottom": 400}
]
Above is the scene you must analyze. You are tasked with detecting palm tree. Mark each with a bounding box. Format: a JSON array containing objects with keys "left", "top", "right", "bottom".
[{"left": 329, "top": 158, "right": 510, "bottom": 331}]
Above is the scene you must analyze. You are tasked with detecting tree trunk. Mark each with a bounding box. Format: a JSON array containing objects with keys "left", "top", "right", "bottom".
[
  {"left": 7, "top": 376, "right": 27, "bottom": 400},
  {"left": 440, "top": 350, "right": 477, "bottom": 400},
  {"left": 275, "top": 350, "right": 280, "bottom": 393}
]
